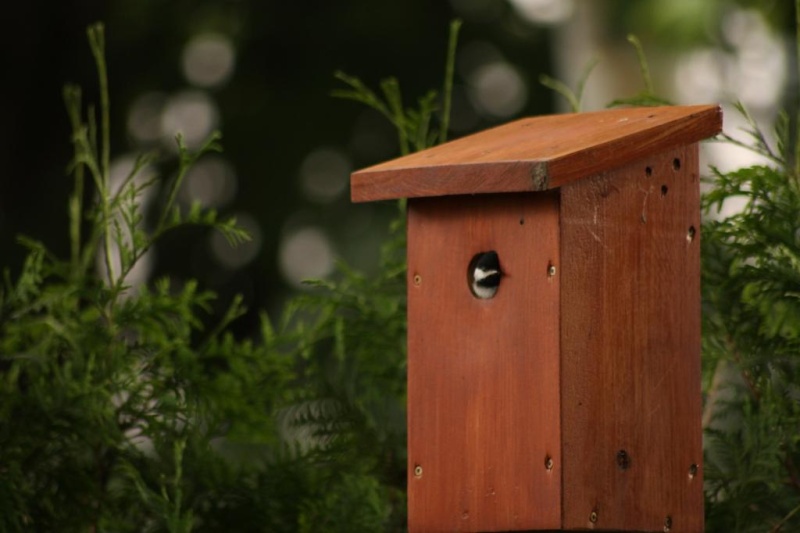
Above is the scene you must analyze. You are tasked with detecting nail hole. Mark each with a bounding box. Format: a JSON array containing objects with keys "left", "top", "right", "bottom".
[
  {"left": 519, "top": 217, "right": 525, "bottom": 225},
  {"left": 687, "top": 226, "right": 696, "bottom": 243},
  {"left": 468, "top": 251, "right": 501, "bottom": 299},
  {"left": 661, "top": 184, "right": 668, "bottom": 197},
  {"left": 673, "top": 158, "right": 681, "bottom": 170},
  {"left": 616, "top": 449, "right": 630, "bottom": 470},
  {"left": 645, "top": 166, "right": 653, "bottom": 177}
]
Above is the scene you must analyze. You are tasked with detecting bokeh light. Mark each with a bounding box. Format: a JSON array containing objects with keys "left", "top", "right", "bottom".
[
  {"left": 508, "top": 0, "right": 574, "bottom": 24},
  {"left": 723, "top": 9, "right": 785, "bottom": 110},
  {"left": 127, "top": 91, "right": 167, "bottom": 144},
  {"left": 457, "top": 41, "right": 504, "bottom": 79},
  {"left": 278, "top": 226, "right": 335, "bottom": 288},
  {"left": 182, "top": 33, "right": 236, "bottom": 89},
  {"left": 180, "top": 155, "right": 238, "bottom": 209},
  {"left": 161, "top": 90, "right": 219, "bottom": 149},
  {"left": 469, "top": 61, "right": 528, "bottom": 119},
  {"left": 299, "top": 147, "right": 351, "bottom": 204}
]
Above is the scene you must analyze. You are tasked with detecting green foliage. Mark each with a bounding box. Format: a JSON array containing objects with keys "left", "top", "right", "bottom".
[
  {"left": 539, "top": 58, "right": 599, "bottom": 113},
  {"left": 701, "top": 2, "right": 800, "bottom": 522},
  {"left": 540, "top": 33, "right": 671, "bottom": 112},
  {"left": 0, "top": 18, "right": 463, "bottom": 532},
  {"left": 607, "top": 35, "right": 673, "bottom": 108},
  {"left": 0, "top": 23, "right": 297, "bottom": 532},
  {"left": 702, "top": 111, "right": 800, "bottom": 530}
]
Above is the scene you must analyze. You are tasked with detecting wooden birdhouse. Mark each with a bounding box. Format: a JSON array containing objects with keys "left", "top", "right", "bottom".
[{"left": 350, "top": 105, "right": 722, "bottom": 533}]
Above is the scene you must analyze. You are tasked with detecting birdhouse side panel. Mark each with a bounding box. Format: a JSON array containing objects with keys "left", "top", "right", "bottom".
[
  {"left": 407, "top": 192, "right": 561, "bottom": 532},
  {"left": 559, "top": 144, "right": 703, "bottom": 532}
]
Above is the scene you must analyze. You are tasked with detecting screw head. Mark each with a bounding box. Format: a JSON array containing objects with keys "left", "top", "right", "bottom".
[
  {"left": 688, "top": 463, "right": 698, "bottom": 478},
  {"left": 413, "top": 274, "right": 422, "bottom": 286},
  {"left": 616, "top": 449, "right": 630, "bottom": 470},
  {"left": 544, "top": 456, "right": 554, "bottom": 471},
  {"left": 413, "top": 465, "right": 423, "bottom": 478},
  {"left": 664, "top": 515, "right": 673, "bottom": 532},
  {"left": 589, "top": 510, "right": 598, "bottom": 523},
  {"left": 547, "top": 264, "right": 557, "bottom": 277}
]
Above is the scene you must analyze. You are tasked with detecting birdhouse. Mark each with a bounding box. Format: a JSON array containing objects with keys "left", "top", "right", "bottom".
[{"left": 350, "top": 105, "right": 722, "bottom": 533}]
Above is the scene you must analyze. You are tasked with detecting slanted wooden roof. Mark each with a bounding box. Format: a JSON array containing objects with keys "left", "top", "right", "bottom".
[{"left": 350, "top": 104, "right": 722, "bottom": 203}]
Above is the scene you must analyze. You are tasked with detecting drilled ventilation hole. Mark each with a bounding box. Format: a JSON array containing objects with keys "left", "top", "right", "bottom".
[
  {"left": 673, "top": 158, "right": 681, "bottom": 171},
  {"left": 645, "top": 166, "right": 653, "bottom": 177},
  {"left": 661, "top": 184, "right": 668, "bottom": 197}
]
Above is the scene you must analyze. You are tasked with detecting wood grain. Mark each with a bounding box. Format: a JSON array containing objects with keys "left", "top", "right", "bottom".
[
  {"left": 351, "top": 105, "right": 721, "bottom": 203},
  {"left": 407, "top": 193, "right": 561, "bottom": 532},
  {"left": 559, "top": 145, "right": 704, "bottom": 531}
]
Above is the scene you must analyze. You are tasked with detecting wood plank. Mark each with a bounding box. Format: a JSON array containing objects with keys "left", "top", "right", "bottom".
[
  {"left": 559, "top": 145, "right": 704, "bottom": 531},
  {"left": 351, "top": 105, "right": 721, "bottom": 203},
  {"left": 407, "top": 192, "right": 561, "bottom": 532}
]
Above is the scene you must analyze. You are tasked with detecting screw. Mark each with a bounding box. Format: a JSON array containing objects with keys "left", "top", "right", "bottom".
[
  {"left": 589, "top": 510, "right": 598, "bottom": 523},
  {"left": 547, "top": 264, "right": 557, "bottom": 277},
  {"left": 413, "top": 465, "right": 423, "bottom": 478},
  {"left": 687, "top": 226, "right": 696, "bottom": 243},
  {"left": 616, "top": 449, "right": 630, "bottom": 470},
  {"left": 664, "top": 515, "right": 673, "bottom": 532},
  {"left": 413, "top": 274, "right": 422, "bottom": 286},
  {"left": 545, "top": 456, "right": 554, "bottom": 471},
  {"left": 688, "top": 463, "right": 698, "bottom": 478}
]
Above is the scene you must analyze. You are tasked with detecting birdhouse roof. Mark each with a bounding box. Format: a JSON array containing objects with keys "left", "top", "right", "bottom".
[{"left": 350, "top": 104, "right": 722, "bottom": 203}]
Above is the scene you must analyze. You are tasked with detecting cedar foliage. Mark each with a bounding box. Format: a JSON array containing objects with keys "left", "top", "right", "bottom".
[
  {"left": 700, "top": 3, "right": 800, "bottom": 530},
  {"left": 0, "top": 20, "right": 461, "bottom": 532},
  {"left": 702, "top": 108, "right": 800, "bottom": 530}
]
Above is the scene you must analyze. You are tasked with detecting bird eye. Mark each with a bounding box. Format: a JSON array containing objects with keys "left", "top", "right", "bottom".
[{"left": 467, "top": 250, "right": 501, "bottom": 299}]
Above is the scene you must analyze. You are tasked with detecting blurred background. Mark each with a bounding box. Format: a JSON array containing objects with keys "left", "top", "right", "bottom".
[{"left": 0, "top": 0, "right": 793, "bottom": 331}]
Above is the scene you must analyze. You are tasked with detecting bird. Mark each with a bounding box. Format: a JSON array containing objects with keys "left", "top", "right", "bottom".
[{"left": 471, "top": 251, "right": 502, "bottom": 299}]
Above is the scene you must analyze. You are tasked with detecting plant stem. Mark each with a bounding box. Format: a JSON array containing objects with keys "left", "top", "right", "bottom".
[
  {"left": 771, "top": 500, "right": 800, "bottom": 532},
  {"left": 88, "top": 23, "right": 116, "bottom": 285},
  {"left": 440, "top": 19, "right": 461, "bottom": 145},
  {"left": 627, "top": 34, "right": 654, "bottom": 93},
  {"left": 795, "top": 0, "right": 800, "bottom": 181},
  {"left": 64, "top": 85, "right": 85, "bottom": 277}
]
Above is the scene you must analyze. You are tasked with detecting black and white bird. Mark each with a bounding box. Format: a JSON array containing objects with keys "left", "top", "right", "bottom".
[{"left": 471, "top": 251, "right": 502, "bottom": 299}]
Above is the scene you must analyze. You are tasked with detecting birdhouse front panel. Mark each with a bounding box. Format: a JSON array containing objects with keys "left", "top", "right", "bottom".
[{"left": 407, "top": 192, "right": 561, "bottom": 532}]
